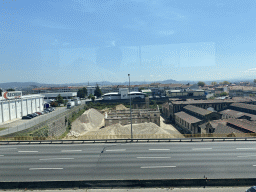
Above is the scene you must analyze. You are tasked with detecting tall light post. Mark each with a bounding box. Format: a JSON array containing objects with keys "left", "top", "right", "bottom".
[{"left": 128, "top": 74, "right": 133, "bottom": 141}]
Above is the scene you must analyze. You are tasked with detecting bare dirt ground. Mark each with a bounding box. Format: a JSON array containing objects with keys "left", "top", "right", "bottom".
[
  {"left": 159, "top": 116, "right": 184, "bottom": 138},
  {"left": 66, "top": 106, "right": 183, "bottom": 139},
  {"left": 66, "top": 108, "right": 104, "bottom": 138}
]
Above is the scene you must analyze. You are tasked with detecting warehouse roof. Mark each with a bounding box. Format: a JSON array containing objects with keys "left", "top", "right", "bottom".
[
  {"left": 230, "top": 103, "right": 256, "bottom": 112},
  {"left": 184, "top": 105, "right": 212, "bottom": 116},
  {"left": 227, "top": 119, "right": 256, "bottom": 133},
  {"left": 175, "top": 111, "right": 202, "bottom": 124},
  {"left": 170, "top": 97, "right": 255, "bottom": 105},
  {"left": 220, "top": 109, "right": 256, "bottom": 120}
]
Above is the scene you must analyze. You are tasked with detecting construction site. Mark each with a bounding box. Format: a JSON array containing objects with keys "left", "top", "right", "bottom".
[{"left": 66, "top": 104, "right": 183, "bottom": 139}]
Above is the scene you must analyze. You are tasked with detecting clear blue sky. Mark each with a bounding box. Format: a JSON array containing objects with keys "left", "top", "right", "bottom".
[{"left": 1, "top": 0, "right": 256, "bottom": 84}]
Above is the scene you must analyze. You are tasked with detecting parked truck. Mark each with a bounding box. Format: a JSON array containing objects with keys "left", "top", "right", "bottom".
[{"left": 67, "top": 101, "right": 75, "bottom": 109}]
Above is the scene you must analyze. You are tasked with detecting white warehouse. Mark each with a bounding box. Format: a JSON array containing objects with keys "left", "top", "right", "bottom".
[
  {"left": 0, "top": 91, "right": 44, "bottom": 124},
  {"left": 103, "top": 88, "right": 146, "bottom": 100}
]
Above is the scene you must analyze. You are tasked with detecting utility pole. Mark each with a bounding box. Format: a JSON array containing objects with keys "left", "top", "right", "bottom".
[{"left": 128, "top": 74, "right": 133, "bottom": 141}]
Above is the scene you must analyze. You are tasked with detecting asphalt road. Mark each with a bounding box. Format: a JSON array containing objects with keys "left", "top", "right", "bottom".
[{"left": 1, "top": 141, "right": 256, "bottom": 182}]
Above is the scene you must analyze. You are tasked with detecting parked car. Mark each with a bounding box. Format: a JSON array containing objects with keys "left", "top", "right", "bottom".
[
  {"left": 35, "top": 112, "right": 43, "bottom": 115},
  {"left": 43, "top": 110, "right": 49, "bottom": 114},
  {"left": 22, "top": 116, "right": 32, "bottom": 119},
  {"left": 246, "top": 186, "right": 256, "bottom": 192},
  {"left": 27, "top": 114, "right": 34, "bottom": 118},
  {"left": 33, "top": 113, "right": 39, "bottom": 117},
  {"left": 46, "top": 108, "right": 52, "bottom": 112}
]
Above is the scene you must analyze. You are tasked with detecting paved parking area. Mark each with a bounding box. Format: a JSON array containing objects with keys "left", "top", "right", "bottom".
[{"left": 0, "top": 107, "right": 68, "bottom": 136}]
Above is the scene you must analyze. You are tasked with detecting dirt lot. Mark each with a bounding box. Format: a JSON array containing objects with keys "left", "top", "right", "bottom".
[{"left": 67, "top": 106, "right": 183, "bottom": 139}]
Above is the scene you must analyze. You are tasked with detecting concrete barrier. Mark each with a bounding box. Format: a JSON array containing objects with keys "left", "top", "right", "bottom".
[{"left": 0, "top": 178, "right": 256, "bottom": 189}]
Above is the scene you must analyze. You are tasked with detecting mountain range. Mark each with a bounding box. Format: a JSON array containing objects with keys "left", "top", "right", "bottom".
[{"left": 0, "top": 78, "right": 254, "bottom": 89}]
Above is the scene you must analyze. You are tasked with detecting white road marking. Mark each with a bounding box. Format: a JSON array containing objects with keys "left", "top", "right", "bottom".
[
  {"left": 237, "top": 155, "right": 256, "bottom": 158},
  {"left": 236, "top": 148, "right": 256, "bottom": 150},
  {"left": 29, "top": 168, "right": 63, "bottom": 170},
  {"left": 192, "top": 148, "right": 212, "bottom": 150},
  {"left": 18, "top": 151, "right": 38, "bottom": 153},
  {"left": 106, "top": 149, "right": 126, "bottom": 152},
  {"left": 137, "top": 157, "right": 170, "bottom": 159},
  {"left": 141, "top": 166, "right": 176, "bottom": 169},
  {"left": 0, "top": 148, "right": 17, "bottom": 150},
  {"left": 39, "top": 158, "right": 74, "bottom": 160},
  {"left": 61, "top": 150, "right": 82, "bottom": 152},
  {"left": 149, "top": 149, "right": 170, "bottom": 151}
]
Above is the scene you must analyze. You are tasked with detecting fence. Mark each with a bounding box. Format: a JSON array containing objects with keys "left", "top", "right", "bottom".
[{"left": 2, "top": 132, "right": 256, "bottom": 142}]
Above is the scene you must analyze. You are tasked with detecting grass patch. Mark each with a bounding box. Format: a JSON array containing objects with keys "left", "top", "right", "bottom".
[
  {"left": 0, "top": 128, "right": 7, "bottom": 131},
  {"left": 29, "top": 125, "right": 49, "bottom": 137}
]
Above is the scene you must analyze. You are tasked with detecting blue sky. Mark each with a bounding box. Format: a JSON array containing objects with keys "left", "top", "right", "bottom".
[{"left": 1, "top": 0, "right": 256, "bottom": 84}]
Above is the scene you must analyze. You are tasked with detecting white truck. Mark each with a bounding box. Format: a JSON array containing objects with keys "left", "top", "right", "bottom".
[{"left": 67, "top": 101, "right": 75, "bottom": 109}]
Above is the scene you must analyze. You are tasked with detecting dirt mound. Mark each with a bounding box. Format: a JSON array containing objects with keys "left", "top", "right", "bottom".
[
  {"left": 67, "top": 108, "right": 104, "bottom": 137},
  {"left": 85, "top": 122, "right": 170, "bottom": 136},
  {"left": 115, "top": 104, "right": 128, "bottom": 110}
]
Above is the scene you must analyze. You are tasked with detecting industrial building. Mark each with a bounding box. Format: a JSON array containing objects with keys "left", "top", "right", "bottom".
[
  {"left": 0, "top": 91, "right": 44, "bottom": 124},
  {"left": 104, "top": 108, "right": 160, "bottom": 127},
  {"left": 103, "top": 88, "right": 146, "bottom": 100},
  {"left": 41, "top": 92, "right": 77, "bottom": 103}
]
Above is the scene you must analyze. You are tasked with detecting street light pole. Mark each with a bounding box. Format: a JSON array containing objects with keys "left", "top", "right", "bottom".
[{"left": 128, "top": 74, "right": 133, "bottom": 141}]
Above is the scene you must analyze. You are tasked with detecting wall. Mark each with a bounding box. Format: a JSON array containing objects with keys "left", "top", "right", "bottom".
[
  {"left": 0, "top": 96, "right": 44, "bottom": 124},
  {"left": 105, "top": 109, "right": 160, "bottom": 127},
  {"left": 105, "top": 117, "right": 152, "bottom": 127},
  {"left": 48, "top": 116, "right": 67, "bottom": 137}
]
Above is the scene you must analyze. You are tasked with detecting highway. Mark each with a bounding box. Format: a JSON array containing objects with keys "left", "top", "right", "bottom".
[{"left": 1, "top": 141, "right": 256, "bottom": 182}]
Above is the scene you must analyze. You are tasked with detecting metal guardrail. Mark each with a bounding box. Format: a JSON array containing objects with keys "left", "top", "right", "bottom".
[{"left": 1, "top": 137, "right": 256, "bottom": 145}]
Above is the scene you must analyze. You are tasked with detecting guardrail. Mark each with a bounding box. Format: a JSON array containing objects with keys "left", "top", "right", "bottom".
[{"left": 1, "top": 137, "right": 256, "bottom": 145}]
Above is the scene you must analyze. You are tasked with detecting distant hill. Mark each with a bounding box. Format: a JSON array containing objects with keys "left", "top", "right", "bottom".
[
  {"left": 0, "top": 77, "right": 254, "bottom": 89},
  {"left": 0, "top": 82, "right": 43, "bottom": 89}
]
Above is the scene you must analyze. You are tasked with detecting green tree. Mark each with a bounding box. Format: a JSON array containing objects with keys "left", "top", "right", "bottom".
[
  {"left": 64, "top": 99, "right": 69, "bottom": 106},
  {"left": 221, "top": 81, "right": 230, "bottom": 85},
  {"left": 88, "top": 94, "right": 93, "bottom": 100},
  {"left": 50, "top": 101, "right": 58, "bottom": 107},
  {"left": 56, "top": 94, "right": 64, "bottom": 104},
  {"left": 94, "top": 85, "right": 102, "bottom": 98},
  {"left": 197, "top": 81, "right": 205, "bottom": 87},
  {"left": 77, "top": 87, "right": 87, "bottom": 98},
  {"left": 0, "top": 89, "right": 2, "bottom": 96},
  {"left": 220, "top": 92, "right": 228, "bottom": 96},
  {"left": 211, "top": 81, "right": 217, "bottom": 86},
  {"left": 91, "top": 95, "right": 95, "bottom": 102},
  {"left": 7, "top": 88, "right": 15, "bottom": 91}
]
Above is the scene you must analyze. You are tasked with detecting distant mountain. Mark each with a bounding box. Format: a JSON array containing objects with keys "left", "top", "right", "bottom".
[
  {"left": 0, "top": 77, "right": 254, "bottom": 89},
  {"left": 0, "top": 82, "right": 43, "bottom": 89}
]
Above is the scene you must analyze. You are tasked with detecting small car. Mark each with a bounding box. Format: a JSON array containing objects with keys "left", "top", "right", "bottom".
[
  {"left": 26, "top": 114, "right": 34, "bottom": 118},
  {"left": 246, "top": 186, "right": 256, "bottom": 192},
  {"left": 22, "top": 116, "right": 32, "bottom": 119},
  {"left": 32, "top": 113, "right": 38, "bottom": 117}
]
